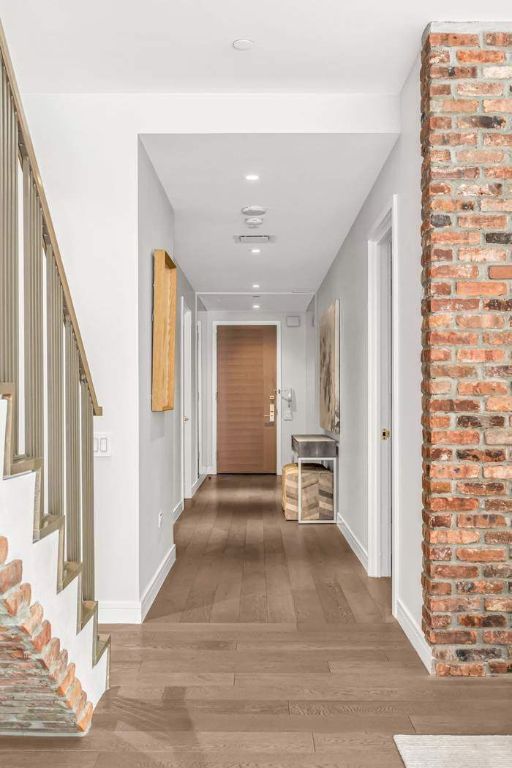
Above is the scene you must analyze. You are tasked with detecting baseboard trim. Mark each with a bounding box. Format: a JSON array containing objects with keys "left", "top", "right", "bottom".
[
  {"left": 98, "top": 601, "right": 143, "bottom": 624},
  {"left": 395, "top": 597, "right": 433, "bottom": 674},
  {"left": 171, "top": 499, "right": 184, "bottom": 523},
  {"left": 191, "top": 474, "right": 206, "bottom": 497},
  {"left": 337, "top": 515, "right": 368, "bottom": 570},
  {"left": 98, "top": 545, "right": 176, "bottom": 624},
  {"left": 206, "top": 466, "right": 216, "bottom": 475},
  {"left": 140, "top": 544, "right": 176, "bottom": 621}
]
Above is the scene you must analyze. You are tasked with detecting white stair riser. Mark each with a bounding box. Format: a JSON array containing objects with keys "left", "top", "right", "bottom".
[{"left": 0, "top": 398, "right": 108, "bottom": 707}]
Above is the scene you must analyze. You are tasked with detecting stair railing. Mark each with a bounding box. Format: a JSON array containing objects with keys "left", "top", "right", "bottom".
[{"left": 0, "top": 22, "right": 101, "bottom": 625}]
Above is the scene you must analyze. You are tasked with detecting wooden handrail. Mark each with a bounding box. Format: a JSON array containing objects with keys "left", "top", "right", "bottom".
[{"left": 0, "top": 21, "right": 101, "bottom": 415}]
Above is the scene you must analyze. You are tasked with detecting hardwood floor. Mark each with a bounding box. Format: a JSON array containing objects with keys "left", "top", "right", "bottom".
[{"left": 1, "top": 474, "right": 511, "bottom": 766}]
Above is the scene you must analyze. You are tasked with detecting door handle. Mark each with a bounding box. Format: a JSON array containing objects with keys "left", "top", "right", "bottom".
[
  {"left": 184, "top": 416, "right": 190, "bottom": 422},
  {"left": 381, "top": 428, "right": 390, "bottom": 440}
]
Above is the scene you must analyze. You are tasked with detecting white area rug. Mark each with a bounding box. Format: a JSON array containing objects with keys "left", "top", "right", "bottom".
[{"left": 394, "top": 735, "right": 512, "bottom": 767}]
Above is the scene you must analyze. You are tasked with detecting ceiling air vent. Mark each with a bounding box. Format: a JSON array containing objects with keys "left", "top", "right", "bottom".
[{"left": 235, "top": 234, "right": 273, "bottom": 244}]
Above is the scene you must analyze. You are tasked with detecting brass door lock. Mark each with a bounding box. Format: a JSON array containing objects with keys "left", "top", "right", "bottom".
[{"left": 381, "top": 428, "right": 391, "bottom": 440}]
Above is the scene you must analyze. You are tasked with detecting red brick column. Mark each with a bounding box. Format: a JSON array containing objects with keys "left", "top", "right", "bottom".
[{"left": 421, "top": 25, "right": 512, "bottom": 676}]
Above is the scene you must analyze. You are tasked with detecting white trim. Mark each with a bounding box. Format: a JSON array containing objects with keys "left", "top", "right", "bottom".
[
  {"left": 191, "top": 473, "right": 206, "bottom": 497},
  {"left": 180, "top": 297, "right": 185, "bottom": 504},
  {"left": 211, "top": 321, "right": 282, "bottom": 475},
  {"left": 140, "top": 545, "right": 176, "bottom": 620},
  {"left": 196, "top": 319, "right": 203, "bottom": 483},
  {"left": 395, "top": 598, "right": 433, "bottom": 674},
  {"left": 180, "top": 298, "right": 193, "bottom": 501},
  {"left": 337, "top": 515, "right": 368, "bottom": 570},
  {"left": 205, "top": 465, "right": 216, "bottom": 476},
  {"left": 171, "top": 499, "right": 184, "bottom": 523},
  {"left": 98, "top": 545, "right": 177, "bottom": 624},
  {"left": 98, "top": 601, "right": 143, "bottom": 624},
  {"left": 367, "top": 195, "right": 400, "bottom": 616}
]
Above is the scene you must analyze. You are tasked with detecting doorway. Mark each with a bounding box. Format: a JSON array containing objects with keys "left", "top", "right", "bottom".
[
  {"left": 214, "top": 323, "right": 279, "bottom": 474},
  {"left": 181, "top": 299, "right": 193, "bottom": 499},
  {"left": 367, "top": 197, "right": 398, "bottom": 608}
]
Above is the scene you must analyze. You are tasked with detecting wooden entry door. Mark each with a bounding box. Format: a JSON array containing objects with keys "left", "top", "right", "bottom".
[{"left": 217, "top": 325, "right": 277, "bottom": 474}]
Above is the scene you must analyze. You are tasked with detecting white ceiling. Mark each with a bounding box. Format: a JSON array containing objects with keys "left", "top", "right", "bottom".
[
  {"left": 199, "top": 293, "right": 314, "bottom": 313},
  {"left": 142, "top": 133, "right": 396, "bottom": 295},
  {"left": 1, "top": 2, "right": 512, "bottom": 94},
  {"left": 4, "top": 4, "right": 511, "bottom": 306}
]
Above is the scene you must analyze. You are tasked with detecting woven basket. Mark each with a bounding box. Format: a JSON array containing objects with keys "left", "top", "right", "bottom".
[{"left": 282, "top": 462, "right": 334, "bottom": 521}]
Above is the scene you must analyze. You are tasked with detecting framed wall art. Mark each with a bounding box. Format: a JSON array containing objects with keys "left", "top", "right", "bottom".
[
  {"left": 319, "top": 299, "right": 340, "bottom": 434},
  {"left": 151, "top": 249, "right": 177, "bottom": 411}
]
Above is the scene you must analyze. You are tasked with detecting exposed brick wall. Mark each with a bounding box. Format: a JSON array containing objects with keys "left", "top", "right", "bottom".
[
  {"left": 0, "top": 537, "right": 93, "bottom": 732},
  {"left": 421, "top": 24, "right": 512, "bottom": 676}
]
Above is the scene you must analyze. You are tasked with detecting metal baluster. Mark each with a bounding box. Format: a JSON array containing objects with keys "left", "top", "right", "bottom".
[
  {"left": 81, "top": 381, "right": 94, "bottom": 600},
  {"left": 47, "top": 248, "right": 64, "bottom": 516},
  {"left": 24, "top": 160, "right": 44, "bottom": 469},
  {"left": 65, "top": 319, "right": 80, "bottom": 563},
  {"left": 0, "top": 64, "right": 19, "bottom": 449}
]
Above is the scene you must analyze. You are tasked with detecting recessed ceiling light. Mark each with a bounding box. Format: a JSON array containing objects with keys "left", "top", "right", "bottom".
[
  {"left": 251, "top": 248, "right": 261, "bottom": 254},
  {"left": 242, "top": 205, "right": 267, "bottom": 216},
  {"left": 233, "top": 39, "right": 254, "bottom": 51},
  {"left": 252, "top": 283, "right": 260, "bottom": 289},
  {"left": 245, "top": 174, "right": 259, "bottom": 182},
  {"left": 253, "top": 304, "right": 260, "bottom": 310}
]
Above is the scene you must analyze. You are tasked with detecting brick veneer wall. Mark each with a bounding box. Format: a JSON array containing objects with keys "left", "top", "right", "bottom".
[
  {"left": 0, "top": 535, "right": 93, "bottom": 732},
  {"left": 421, "top": 24, "right": 512, "bottom": 676}
]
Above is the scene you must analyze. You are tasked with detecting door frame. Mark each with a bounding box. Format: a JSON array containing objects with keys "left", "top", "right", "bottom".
[
  {"left": 211, "top": 320, "right": 282, "bottom": 476},
  {"left": 367, "top": 195, "right": 399, "bottom": 613},
  {"left": 196, "top": 319, "right": 203, "bottom": 476},
  {"left": 180, "top": 297, "right": 194, "bottom": 501}
]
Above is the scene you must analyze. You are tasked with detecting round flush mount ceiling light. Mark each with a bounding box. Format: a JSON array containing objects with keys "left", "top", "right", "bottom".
[
  {"left": 245, "top": 174, "right": 259, "bottom": 182},
  {"left": 251, "top": 248, "right": 261, "bottom": 254},
  {"left": 253, "top": 304, "right": 261, "bottom": 310},
  {"left": 233, "top": 39, "right": 254, "bottom": 51},
  {"left": 241, "top": 205, "right": 267, "bottom": 216},
  {"left": 252, "top": 283, "right": 260, "bottom": 289},
  {"left": 245, "top": 216, "right": 263, "bottom": 227}
]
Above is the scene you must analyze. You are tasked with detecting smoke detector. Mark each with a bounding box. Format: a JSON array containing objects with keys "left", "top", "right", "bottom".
[
  {"left": 241, "top": 205, "right": 267, "bottom": 216},
  {"left": 245, "top": 216, "right": 263, "bottom": 227}
]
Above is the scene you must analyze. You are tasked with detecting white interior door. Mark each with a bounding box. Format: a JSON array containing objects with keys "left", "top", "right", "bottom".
[{"left": 378, "top": 233, "right": 393, "bottom": 576}]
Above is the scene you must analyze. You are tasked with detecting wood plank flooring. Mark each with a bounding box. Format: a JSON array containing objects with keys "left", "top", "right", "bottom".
[{"left": 1, "top": 474, "right": 511, "bottom": 766}]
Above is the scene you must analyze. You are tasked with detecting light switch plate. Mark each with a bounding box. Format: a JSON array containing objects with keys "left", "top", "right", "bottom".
[{"left": 94, "top": 432, "right": 112, "bottom": 457}]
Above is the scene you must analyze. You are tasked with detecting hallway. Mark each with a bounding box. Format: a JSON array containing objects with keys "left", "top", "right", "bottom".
[
  {"left": 2, "top": 475, "right": 511, "bottom": 765},
  {"left": 148, "top": 474, "right": 394, "bottom": 625}
]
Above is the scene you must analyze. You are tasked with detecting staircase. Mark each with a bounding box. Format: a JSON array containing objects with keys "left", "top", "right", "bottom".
[{"left": 0, "top": 23, "right": 109, "bottom": 734}]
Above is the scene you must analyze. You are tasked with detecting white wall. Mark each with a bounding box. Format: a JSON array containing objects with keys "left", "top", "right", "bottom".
[
  {"left": 201, "top": 311, "right": 308, "bottom": 473},
  {"left": 315, "top": 58, "right": 426, "bottom": 659},
  {"left": 137, "top": 143, "right": 197, "bottom": 603}
]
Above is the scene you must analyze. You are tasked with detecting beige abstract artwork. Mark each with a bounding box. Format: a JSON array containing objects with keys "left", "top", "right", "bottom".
[{"left": 319, "top": 299, "right": 340, "bottom": 434}]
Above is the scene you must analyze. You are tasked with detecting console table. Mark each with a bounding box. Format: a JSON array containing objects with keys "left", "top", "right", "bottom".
[{"left": 291, "top": 434, "right": 338, "bottom": 524}]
